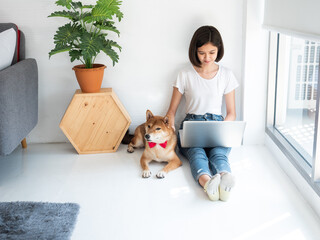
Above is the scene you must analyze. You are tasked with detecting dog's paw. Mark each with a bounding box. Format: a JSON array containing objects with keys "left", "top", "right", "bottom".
[
  {"left": 127, "top": 146, "right": 134, "bottom": 153},
  {"left": 142, "top": 170, "right": 152, "bottom": 178},
  {"left": 156, "top": 171, "right": 166, "bottom": 179}
]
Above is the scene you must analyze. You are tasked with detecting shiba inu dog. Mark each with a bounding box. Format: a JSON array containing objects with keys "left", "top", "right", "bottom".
[{"left": 127, "top": 110, "right": 182, "bottom": 178}]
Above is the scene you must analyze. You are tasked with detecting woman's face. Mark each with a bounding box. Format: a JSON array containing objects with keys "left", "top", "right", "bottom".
[{"left": 197, "top": 42, "right": 218, "bottom": 66}]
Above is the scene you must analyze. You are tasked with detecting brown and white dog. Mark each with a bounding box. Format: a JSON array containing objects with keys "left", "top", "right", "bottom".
[{"left": 127, "top": 110, "right": 182, "bottom": 178}]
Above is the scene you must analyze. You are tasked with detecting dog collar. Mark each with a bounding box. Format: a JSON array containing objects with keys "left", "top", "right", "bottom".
[{"left": 148, "top": 141, "right": 168, "bottom": 149}]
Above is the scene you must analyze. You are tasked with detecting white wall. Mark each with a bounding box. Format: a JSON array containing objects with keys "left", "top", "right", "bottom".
[
  {"left": 1, "top": 0, "right": 249, "bottom": 143},
  {"left": 241, "top": 0, "right": 269, "bottom": 145}
]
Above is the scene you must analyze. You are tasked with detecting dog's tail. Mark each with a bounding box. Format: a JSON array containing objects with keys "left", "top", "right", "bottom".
[{"left": 121, "top": 130, "right": 134, "bottom": 144}]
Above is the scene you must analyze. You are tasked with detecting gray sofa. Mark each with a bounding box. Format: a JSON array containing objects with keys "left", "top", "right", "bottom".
[{"left": 0, "top": 23, "right": 38, "bottom": 155}]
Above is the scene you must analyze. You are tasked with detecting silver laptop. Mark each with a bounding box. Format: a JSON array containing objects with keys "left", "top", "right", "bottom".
[{"left": 179, "top": 121, "right": 246, "bottom": 148}]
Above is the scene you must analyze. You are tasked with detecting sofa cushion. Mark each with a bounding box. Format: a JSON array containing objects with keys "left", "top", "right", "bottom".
[{"left": 0, "top": 28, "right": 16, "bottom": 71}]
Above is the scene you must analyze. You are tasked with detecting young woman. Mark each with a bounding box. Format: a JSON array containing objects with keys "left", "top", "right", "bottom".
[{"left": 166, "top": 26, "right": 239, "bottom": 201}]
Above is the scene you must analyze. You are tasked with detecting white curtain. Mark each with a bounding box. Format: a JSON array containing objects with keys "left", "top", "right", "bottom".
[{"left": 263, "top": 0, "right": 320, "bottom": 40}]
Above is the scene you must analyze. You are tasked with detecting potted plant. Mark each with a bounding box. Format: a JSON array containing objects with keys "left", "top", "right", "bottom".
[{"left": 48, "top": 0, "right": 123, "bottom": 93}]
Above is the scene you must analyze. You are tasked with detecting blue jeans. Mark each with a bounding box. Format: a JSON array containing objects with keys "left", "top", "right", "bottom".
[{"left": 178, "top": 113, "right": 232, "bottom": 182}]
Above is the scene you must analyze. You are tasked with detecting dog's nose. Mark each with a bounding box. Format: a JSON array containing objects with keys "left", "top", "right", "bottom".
[{"left": 145, "top": 134, "right": 150, "bottom": 140}]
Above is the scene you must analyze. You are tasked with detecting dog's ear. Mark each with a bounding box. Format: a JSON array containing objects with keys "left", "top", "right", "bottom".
[
  {"left": 146, "top": 110, "right": 154, "bottom": 120},
  {"left": 164, "top": 116, "right": 169, "bottom": 126}
]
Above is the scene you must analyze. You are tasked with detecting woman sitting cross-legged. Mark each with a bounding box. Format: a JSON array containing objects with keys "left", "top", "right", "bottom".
[{"left": 166, "top": 25, "right": 239, "bottom": 201}]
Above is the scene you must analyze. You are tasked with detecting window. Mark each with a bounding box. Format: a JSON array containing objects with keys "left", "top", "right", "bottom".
[
  {"left": 266, "top": 32, "right": 320, "bottom": 196},
  {"left": 275, "top": 36, "right": 319, "bottom": 165}
]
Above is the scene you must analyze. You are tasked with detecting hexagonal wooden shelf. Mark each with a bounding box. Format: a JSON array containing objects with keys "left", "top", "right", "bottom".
[{"left": 60, "top": 88, "right": 131, "bottom": 154}]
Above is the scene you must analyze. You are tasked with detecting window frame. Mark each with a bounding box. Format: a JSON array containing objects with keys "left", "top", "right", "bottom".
[{"left": 266, "top": 32, "right": 320, "bottom": 196}]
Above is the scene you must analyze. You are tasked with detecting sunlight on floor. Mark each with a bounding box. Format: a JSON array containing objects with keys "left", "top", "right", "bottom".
[
  {"left": 277, "top": 124, "right": 314, "bottom": 157},
  {"left": 170, "top": 186, "right": 191, "bottom": 198}
]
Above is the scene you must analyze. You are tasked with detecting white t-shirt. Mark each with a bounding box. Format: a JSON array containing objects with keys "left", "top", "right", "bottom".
[{"left": 174, "top": 64, "right": 239, "bottom": 115}]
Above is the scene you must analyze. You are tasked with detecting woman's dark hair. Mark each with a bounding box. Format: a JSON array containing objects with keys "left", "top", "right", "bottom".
[{"left": 189, "top": 25, "right": 224, "bottom": 67}]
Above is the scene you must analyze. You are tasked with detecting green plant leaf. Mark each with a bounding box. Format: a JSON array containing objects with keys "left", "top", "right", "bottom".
[
  {"left": 102, "top": 46, "right": 119, "bottom": 66},
  {"left": 95, "top": 22, "right": 120, "bottom": 36},
  {"left": 53, "top": 23, "right": 82, "bottom": 46},
  {"left": 82, "top": 5, "right": 94, "bottom": 9},
  {"left": 55, "top": 0, "right": 73, "bottom": 9},
  {"left": 71, "top": 1, "right": 94, "bottom": 9},
  {"left": 69, "top": 50, "right": 82, "bottom": 62},
  {"left": 102, "top": 39, "right": 121, "bottom": 66},
  {"left": 71, "top": 1, "right": 82, "bottom": 9},
  {"left": 48, "top": 10, "right": 80, "bottom": 21},
  {"left": 49, "top": 45, "right": 72, "bottom": 58},
  {"left": 79, "top": 32, "right": 103, "bottom": 63},
  {"left": 97, "top": 0, "right": 123, "bottom": 21},
  {"left": 84, "top": 0, "right": 123, "bottom": 22},
  {"left": 78, "top": 12, "right": 92, "bottom": 21},
  {"left": 106, "top": 39, "right": 121, "bottom": 51}
]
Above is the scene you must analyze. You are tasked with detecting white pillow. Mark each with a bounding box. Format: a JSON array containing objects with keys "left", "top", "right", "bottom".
[{"left": 0, "top": 28, "right": 17, "bottom": 71}]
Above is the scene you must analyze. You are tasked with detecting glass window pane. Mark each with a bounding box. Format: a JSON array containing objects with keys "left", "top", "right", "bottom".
[
  {"left": 304, "top": 45, "right": 309, "bottom": 63},
  {"left": 274, "top": 35, "right": 319, "bottom": 166},
  {"left": 309, "top": 65, "right": 314, "bottom": 82},
  {"left": 303, "top": 65, "right": 308, "bottom": 82},
  {"left": 310, "top": 45, "right": 315, "bottom": 63}
]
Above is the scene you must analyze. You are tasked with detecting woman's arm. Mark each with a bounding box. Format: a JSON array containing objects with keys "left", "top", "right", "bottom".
[
  {"left": 224, "top": 90, "right": 236, "bottom": 121},
  {"left": 166, "top": 87, "right": 183, "bottom": 129}
]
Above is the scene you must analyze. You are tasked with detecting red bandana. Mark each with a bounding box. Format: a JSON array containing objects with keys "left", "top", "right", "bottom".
[{"left": 147, "top": 141, "right": 168, "bottom": 149}]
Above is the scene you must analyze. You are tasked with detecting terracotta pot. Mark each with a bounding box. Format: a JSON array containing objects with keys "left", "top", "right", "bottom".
[{"left": 72, "top": 64, "right": 106, "bottom": 93}]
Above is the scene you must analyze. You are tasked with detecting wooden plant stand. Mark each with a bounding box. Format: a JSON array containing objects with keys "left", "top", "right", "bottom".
[{"left": 60, "top": 88, "right": 131, "bottom": 154}]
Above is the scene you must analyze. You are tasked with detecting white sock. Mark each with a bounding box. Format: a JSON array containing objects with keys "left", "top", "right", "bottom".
[
  {"left": 204, "top": 174, "right": 221, "bottom": 201},
  {"left": 219, "top": 172, "right": 235, "bottom": 201}
]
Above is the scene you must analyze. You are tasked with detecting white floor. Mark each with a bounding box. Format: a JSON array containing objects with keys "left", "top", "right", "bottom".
[{"left": 1, "top": 143, "right": 320, "bottom": 240}]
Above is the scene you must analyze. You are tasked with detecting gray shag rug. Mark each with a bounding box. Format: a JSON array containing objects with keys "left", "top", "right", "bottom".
[{"left": 0, "top": 202, "right": 80, "bottom": 240}]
